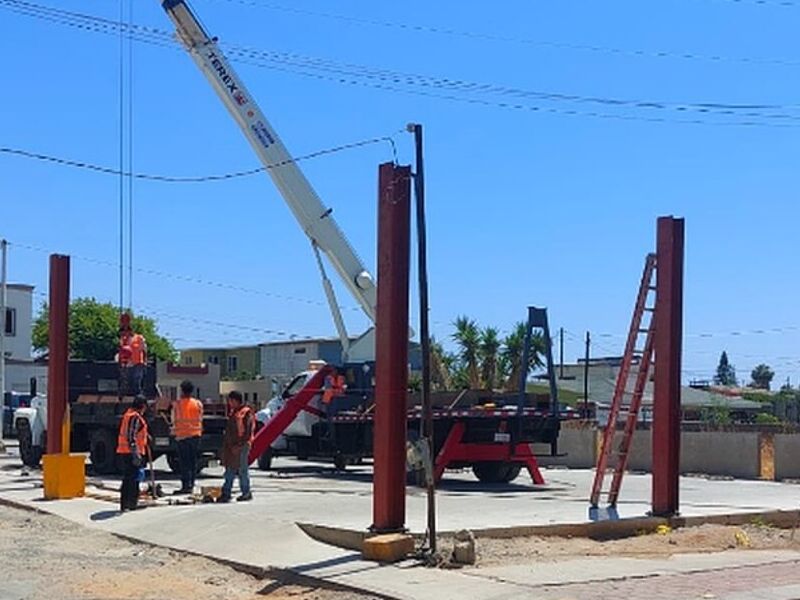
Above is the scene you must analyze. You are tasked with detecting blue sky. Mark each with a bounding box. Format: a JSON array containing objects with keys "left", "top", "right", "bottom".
[{"left": 1, "top": 0, "right": 798, "bottom": 387}]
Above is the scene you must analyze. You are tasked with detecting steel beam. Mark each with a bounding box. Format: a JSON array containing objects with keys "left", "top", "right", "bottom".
[
  {"left": 372, "top": 162, "right": 411, "bottom": 532},
  {"left": 47, "top": 254, "right": 70, "bottom": 455},
  {"left": 652, "top": 217, "right": 684, "bottom": 516}
]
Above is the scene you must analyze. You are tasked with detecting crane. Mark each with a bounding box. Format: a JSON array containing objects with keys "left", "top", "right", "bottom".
[{"left": 160, "top": 0, "right": 377, "bottom": 359}]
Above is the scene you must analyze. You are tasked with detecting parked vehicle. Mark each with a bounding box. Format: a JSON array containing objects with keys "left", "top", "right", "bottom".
[
  {"left": 3, "top": 392, "right": 32, "bottom": 438},
  {"left": 14, "top": 360, "right": 226, "bottom": 474}
]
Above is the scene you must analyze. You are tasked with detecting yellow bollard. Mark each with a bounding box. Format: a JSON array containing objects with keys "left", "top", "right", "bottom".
[{"left": 42, "top": 405, "right": 86, "bottom": 500}]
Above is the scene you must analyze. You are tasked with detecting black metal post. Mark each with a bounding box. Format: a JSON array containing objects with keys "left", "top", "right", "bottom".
[
  {"left": 410, "top": 123, "right": 436, "bottom": 554},
  {"left": 559, "top": 327, "right": 564, "bottom": 379},
  {"left": 583, "top": 331, "right": 590, "bottom": 419}
]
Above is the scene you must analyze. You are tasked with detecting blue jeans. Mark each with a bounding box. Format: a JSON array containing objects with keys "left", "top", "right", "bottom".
[{"left": 222, "top": 444, "right": 251, "bottom": 497}]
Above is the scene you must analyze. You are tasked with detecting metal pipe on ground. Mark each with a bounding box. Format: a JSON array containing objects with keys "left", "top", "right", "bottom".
[{"left": 372, "top": 162, "right": 411, "bottom": 533}]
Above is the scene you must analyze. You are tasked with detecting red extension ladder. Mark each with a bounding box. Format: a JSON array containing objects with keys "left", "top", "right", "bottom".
[{"left": 590, "top": 253, "right": 657, "bottom": 508}]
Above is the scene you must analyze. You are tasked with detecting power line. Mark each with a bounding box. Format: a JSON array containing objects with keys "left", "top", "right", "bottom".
[
  {"left": 200, "top": 0, "right": 800, "bottom": 69},
  {"left": 0, "top": 135, "right": 398, "bottom": 183},
  {"left": 4, "top": 0, "right": 800, "bottom": 127},
  {"left": 11, "top": 240, "right": 364, "bottom": 312}
]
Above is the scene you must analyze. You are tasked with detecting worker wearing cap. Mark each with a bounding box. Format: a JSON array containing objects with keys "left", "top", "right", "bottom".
[
  {"left": 117, "top": 395, "right": 149, "bottom": 512},
  {"left": 171, "top": 380, "right": 204, "bottom": 495},
  {"left": 128, "top": 332, "right": 148, "bottom": 395},
  {"left": 219, "top": 390, "right": 255, "bottom": 502}
]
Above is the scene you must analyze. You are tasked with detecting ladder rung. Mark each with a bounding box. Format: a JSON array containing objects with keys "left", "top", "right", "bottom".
[
  {"left": 644, "top": 307, "right": 655, "bottom": 312},
  {"left": 648, "top": 285, "right": 657, "bottom": 290},
  {"left": 637, "top": 328, "right": 649, "bottom": 333}
]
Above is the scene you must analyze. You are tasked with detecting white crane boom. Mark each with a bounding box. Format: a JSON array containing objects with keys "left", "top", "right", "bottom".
[{"left": 160, "top": 0, "right": 378, "bottom": 336}]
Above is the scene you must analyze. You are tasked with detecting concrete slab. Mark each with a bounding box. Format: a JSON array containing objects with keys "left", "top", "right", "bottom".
[{"left": 3, "top": 447, "right": 800, "bottom": 600}]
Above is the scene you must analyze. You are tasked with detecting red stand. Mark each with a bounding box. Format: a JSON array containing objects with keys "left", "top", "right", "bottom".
[{"left": 434, "top": 421, "right": 545, "bottom": 485}]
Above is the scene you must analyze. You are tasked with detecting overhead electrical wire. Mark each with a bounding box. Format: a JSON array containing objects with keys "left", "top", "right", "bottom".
[
  {"left": 200, "top": 0, "right": 800, "bottom": 69},
  {"left": 0, "top": 134, "right": 400, "bottom": 183},
  {"left": 3, "top": 0, "right": 800, "bottom": 127}
]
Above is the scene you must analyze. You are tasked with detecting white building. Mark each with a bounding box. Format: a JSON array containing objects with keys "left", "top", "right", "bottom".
[{"left": 3, "top": 284, "right": 46, "bottom": 394}]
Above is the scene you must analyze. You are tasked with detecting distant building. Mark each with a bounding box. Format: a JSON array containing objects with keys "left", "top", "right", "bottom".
[
  {"left": 3, "top": 284, "right": 46, "bottom": 394},
  {"left": 179, "top": 345, "right": 261, "bottom": 380}
]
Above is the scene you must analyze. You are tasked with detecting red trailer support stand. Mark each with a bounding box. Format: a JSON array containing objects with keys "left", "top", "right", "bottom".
[
  {"left": 46, "top": 254, "right": 70, "bottom": 455},
  {"left": 372, "top": 162, "right": 412, "bottom": 533},
  {"left": 652, "top": 217, "right": 684, "bottom": 517}
]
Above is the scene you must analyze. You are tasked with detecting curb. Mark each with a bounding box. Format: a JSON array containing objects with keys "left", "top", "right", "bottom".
[{"left": 298, "top": 508, "right": 800, "bottom": 552}]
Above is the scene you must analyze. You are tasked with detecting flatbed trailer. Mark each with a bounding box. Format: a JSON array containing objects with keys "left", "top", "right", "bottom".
[{"left": 250, "top": 364, "right": 576, "bottom": 484}]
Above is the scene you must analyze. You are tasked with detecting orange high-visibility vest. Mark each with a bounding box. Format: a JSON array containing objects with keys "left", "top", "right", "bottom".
[
  {"left": 117, "top": 409, "right": 148, "bottom": 455},
  {"left": 173, "top": 397, "right": 203, "bottom": 439},
  {"left": 234, "top": 406, "right": 255, "bottom": 443},
  {"left": 130, "top": 334, "right": 146, "bottom": 365}
]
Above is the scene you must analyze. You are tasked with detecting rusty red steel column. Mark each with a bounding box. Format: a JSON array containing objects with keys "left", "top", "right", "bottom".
[
  {"left": 652, "top": 216, "right": 684, "bottom": 516},
  {"left": 47, "top": 254, "right": 70, "bottom": 455},
  {"left": 372, "top": 162, "right": 412, "bottom": 532}
]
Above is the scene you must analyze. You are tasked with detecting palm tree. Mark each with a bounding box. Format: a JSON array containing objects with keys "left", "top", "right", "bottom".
[
  {"left": 501, "top": 322, "right": 545, "bottom": 392},
  {"left": 479, "top": 327, "right": 501, "bottom": 390},
  {"left": 452, "top": 316, "right": 481, "bottom": 389},
  {"left": 429, "top": 337, "right": 453, "bottom": 391}
]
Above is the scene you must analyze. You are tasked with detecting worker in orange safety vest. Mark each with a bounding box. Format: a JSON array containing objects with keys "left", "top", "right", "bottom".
[
  {"left": 117, "top": 396, "right": 149, "bottom": 512},
  {"left": 171, "top": 380, "right": 204, "bottom": 495},
  {"left": 219, "top": 390, "right": 255, "bottom": 503},
  {"left": 128, "top": 332, "right": 147, "bottom": 395}
]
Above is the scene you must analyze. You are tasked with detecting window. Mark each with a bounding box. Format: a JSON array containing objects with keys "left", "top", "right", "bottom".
[
  {"left": 244, "top": 392, "right": 249, "bottom": 402},
  {"left": 253, "top": 392, "right": 258, "bottom": 404},
  {"left": 227, "top": 355, "right": 239, "bottom": 373},
  {"left": 208, "top": 355, "right": 219, "bottom": 365},
  {"left": 293, "top": 347, "right": 307, "bottom": 355},
  {"left": 184, "top": 355, "right": 193, "bottom": 366},
  {"left": 3, "top": 308, "right": 15, "bottom": 337}
]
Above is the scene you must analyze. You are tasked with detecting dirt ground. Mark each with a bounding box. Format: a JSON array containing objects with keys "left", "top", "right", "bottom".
[
  {"left": 0, "top": 504, "right": 377, "bottom": 600},
  {"left": 471, "top": 522, "right": 800, "bottom": 567}
]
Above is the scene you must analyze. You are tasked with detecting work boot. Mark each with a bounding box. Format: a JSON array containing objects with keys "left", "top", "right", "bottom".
[
  {"left": 236, "top": 492, "right": 252, "bottom": 502},
  {"left": 217, "top": 495, "right": 231, "bottom": 503},
  {"left": 172, "top": 488, "right": 190, "bottom": 496}
]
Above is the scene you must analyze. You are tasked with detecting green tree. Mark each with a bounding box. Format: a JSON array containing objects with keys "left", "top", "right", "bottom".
[
  {"left": 452, "top": 316, "right": 481, "bottom": 389},
  {"left": 32, "top": 297, "right": 176, "bottom": 362},
  {"left": 714, "top": 351, "right": 737, "bottom": 386},
  {"left": 500, "top": 322, "right": 545, "bottom": 392},
  {"left": 750, "top": 363, "right": 775, "bottom": 391},
  {"left": 429, "top": 337, "right": 453, "bottom": 391},
  {"left": 479, "top": 326, "right": 501, "bottom": 390}
]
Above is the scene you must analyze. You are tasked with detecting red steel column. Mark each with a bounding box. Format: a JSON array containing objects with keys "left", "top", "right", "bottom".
[
  {"left": 372, "top": 162, "right": 411, "bottom": 532},
  {"left": 46, "top": 254, "right": 70, "bottom": 455},
  {"left": 652, "top": 217, "right": 684, "bottom": 516}
]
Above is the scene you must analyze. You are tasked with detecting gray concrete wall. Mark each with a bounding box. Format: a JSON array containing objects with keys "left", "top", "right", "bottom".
[
  {"left": 541, "top": 427, "right": 763, "bottom": 479},
  {"left": 536, "top": 427, "right": 597, "bottom": 468},
  {"left": 680, "top": 432, "right": 760, "bottom": 479},
  {"left": 775, "top": 434, "right": 800, "bottom": 480}
]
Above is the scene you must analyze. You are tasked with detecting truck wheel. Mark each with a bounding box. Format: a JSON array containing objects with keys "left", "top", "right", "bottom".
[
  {"left": 472, "top": 461, "right": 510, "bottom": 483},
  {"left": 166, "top": 453, "right": 204, "bottom": 476},
  {"left": 502, "top": 464, "right": 522, "bottom": 483},
  {"left": 17, "top": 421, "right": 42, "bottom": 468},
  {"left": 89, "top": 429, "right": 120, "bottom": 475},
  {"left": 257, "top": 449, "right": 272, "bottom": 471},
  {"left": 333, "top": 453, "right": 347, "bottom": 471}
]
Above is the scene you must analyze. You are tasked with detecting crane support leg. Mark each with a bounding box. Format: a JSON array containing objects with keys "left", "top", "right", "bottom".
[
  {"left": 372, "top": 163, "right": 411, "bottom": 533},
  {"left": 652, "top": 216, "right": 684, "bottom": 517}
]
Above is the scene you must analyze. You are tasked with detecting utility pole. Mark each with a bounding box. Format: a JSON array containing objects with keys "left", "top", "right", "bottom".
[
  {"left": 408, "top": 122, "right": 436, "bottom": 554},
  {"left": 559, "top": 327, "right": 564, "bottom": 379},
  {"left": 583, "top": 331, "right": 590, "bottom": 419},
  {"left": 0, "top": 239, "right": 7, "bottom": 441}
]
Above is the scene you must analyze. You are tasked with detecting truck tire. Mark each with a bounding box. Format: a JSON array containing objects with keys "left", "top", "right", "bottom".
[
  {"left": 502, "top": 464, "right": 522, "bottom": 483},
  {"left": 257, "top": 449, "right": 272, "bottom": 471},
  {"left": 166, "top": 452, "right": 204, "bottom": 476},
  {"left": 17, "top": 421, "right": 42, "bottom": 468},
  {"left": 472, "top": 461, "right": 512, "bottom": 483},
  {"left": 89, "top": 429, "right": 120, "bottom": 475}
]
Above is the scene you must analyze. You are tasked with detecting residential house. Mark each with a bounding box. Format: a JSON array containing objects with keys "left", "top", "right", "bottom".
[
  {"left": 179, "top": 345, "right": 261, "bottom": 380},
  {"left": 3, "top": 284, "right": 47, "bottom": 394}
]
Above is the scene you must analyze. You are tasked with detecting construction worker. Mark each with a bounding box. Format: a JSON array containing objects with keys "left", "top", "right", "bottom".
[
  {"left": 171, "top": 380, "right": 203, "bottom": 495},
  {"left": 219, "top": 390, "right": 255, "bottom": 502},
  {"left": 129, "top": 331, "right": 148, "bottom": 395},
  {"left": 117, "top": 395, "right": 149, "bottom": 512}
]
